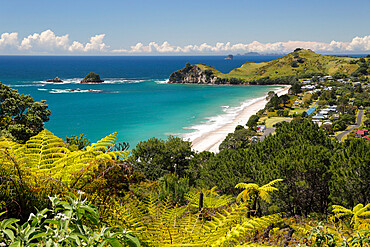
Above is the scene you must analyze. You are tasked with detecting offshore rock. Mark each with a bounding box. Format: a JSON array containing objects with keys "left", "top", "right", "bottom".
[
  {"left": 46, "top": 76, "right": 63, "bottom": 83},
  {"left": 81, "top": 72, "right": 104, "bottom": 83}
]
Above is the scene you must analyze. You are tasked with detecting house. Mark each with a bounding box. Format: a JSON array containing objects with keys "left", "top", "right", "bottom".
[
  {"left": 257, "top": 125, "right": 266, "bottom": 133},
  {"left": 353, "top": 82, "right": 361, "bottom": 87},
  {"left": 306, "top": 108, "right": 316, "bottom": 115},
  {"left": 328, "top": 106, "right": 337, "bottom": 111},
  {"left": 363, "top": 136, "right": 370, "bottom": 141},
  {"left": 323, "top": 87, "right": 333, "bottom": 91},
  {"left": 312, "top": 115, "right": 325, "bottom": 120},
  {"left": 250, "top": 136, "right": 259, "bottom": 143},
  {"left": 355, "top": 129, "right": 369, "bottom": 137},
  {"left": 332, "top": 114, "right": 340, "bottom": 120},
  {"left": 302, "top": 79, "right": 312, "bottom": 84},
  {"left": 302, "top": 85, "right": 316, "bottom": 90},
  {"left": 319, "top": 109, "right": 330, "bottom": 116}
]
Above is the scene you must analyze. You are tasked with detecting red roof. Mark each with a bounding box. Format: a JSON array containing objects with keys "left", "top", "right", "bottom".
[
  {"left": 363, "top": 136, "right": 370, "bottom": 140},
  {"left": 356, "top": 129, "right": 368, "bottom": 135}
]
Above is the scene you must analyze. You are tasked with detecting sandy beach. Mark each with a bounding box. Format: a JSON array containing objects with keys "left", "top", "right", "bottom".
[{"left": 190, "top": 85, "right": 291, "bottom": 153}]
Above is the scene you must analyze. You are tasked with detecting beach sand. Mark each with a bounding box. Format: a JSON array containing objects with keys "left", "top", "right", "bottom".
[{"left": 190, "top": 85, "right": 291, "bottom": 153}]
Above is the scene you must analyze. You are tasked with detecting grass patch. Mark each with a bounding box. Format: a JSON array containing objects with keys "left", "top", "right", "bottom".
[{"left": 259, "top": 117, "right": 293, "bottom": 128}]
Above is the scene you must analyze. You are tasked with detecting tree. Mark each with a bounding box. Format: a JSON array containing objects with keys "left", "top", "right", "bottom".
[
  {"left": 279, "top": 94, "right": 290, "bottom": 107},
  {"left": 235, "top": 179, "right": 283, "bottom": 215},
  {"left": 246, "top": 115, "right": 259, "bottom": 129},
  {"left": 266, "top": 91, "right": 276, "bottom": 100},
  {"left": 65, "top": 133, "right": 91, "bottom": 151},
  {"left": 289, "top": 83, "right": 302, "bottom": 95},
  {"left": 130, "top": 136, "right": 193, "bottom": 181},
  {"left": 219, "top": 125, "right": 257, "bottom": 151},
  {"left": 0, "top": 83, "right": 51, "bottom": 143}
]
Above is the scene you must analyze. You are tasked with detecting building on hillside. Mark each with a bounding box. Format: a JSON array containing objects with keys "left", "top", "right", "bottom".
[
  {"left": 355, "top": 129, "right": 368, "bottom": 138},
  {"left": 306, "top": 108, "right": 316, "bottom": 115},
  {"left": 363, "top": 136, "right": 370, "bottom": 140},
  {"left": 353, "top": 82, "right": 361, "bottom": 87},
  {"left": 250, "top": 136, "right": 259, "bottom": 143},
  {"left": 257, "top": 125, "right": 266, "bottom": 133},
  {"left": 302, "top": 85, "right": 316, "bottom": 90},
  {"left": 312, "top": 115, "right": 325, "bottom": 120},
  {"left": 328, "top": 106, "right": 337, "bottom": 111}
]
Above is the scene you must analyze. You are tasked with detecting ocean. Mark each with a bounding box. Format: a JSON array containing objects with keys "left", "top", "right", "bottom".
[{"left": 0, "top": 55, "right": 283, "bottom": 148}]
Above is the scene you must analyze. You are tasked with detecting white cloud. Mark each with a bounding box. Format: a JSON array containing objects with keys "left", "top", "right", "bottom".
[
  {"left": 0, "top": 32, "right": 19, "bottom": 48},
  {"left": 113, "top": 36, "right": 370, "bottom": 54},
  {"left": 0, "top": 30, "right": 108, "bottom": 54},
  {"left": 0, "top": 30, "right": 369, "bottom": 54},
  {"left": 346, "top": 35, "right": 370, "bottom": 51},
  {"left": 68, "top": 34, "right": 109, "bottom": 52},
  {"left": 20, "top": 30, "right": 69, "bottom": 51}
]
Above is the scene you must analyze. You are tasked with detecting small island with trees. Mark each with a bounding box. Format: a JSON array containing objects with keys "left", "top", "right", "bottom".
[{"left": 80, "top": 72, "right": 104, "bottom": 83}]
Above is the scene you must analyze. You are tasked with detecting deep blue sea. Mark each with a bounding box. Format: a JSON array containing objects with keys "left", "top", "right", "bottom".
[{"left": 0, "top": 55, "right": 284, "bottom": 147}]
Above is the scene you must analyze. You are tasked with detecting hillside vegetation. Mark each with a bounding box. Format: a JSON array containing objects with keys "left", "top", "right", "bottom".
[{"left": 169, "top": 49, "right": 361, "bottom": 84}]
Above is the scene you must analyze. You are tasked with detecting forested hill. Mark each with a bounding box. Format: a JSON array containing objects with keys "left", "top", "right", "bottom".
[{"left": 168, "top": 49, "right": 362, "bottom": 85}]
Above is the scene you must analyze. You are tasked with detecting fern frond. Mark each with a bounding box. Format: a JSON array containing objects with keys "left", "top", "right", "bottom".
[{"left": 88, "top": 132, "right": 118, "bottom": 151}]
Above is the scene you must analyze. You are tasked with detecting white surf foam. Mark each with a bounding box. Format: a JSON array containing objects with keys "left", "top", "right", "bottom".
[
  {"left": 41, "top": 78, "right": 145, "bottom": 84},
  {"left": 154, "top": 79, "right": 169, "bottom": 84},
  {"left": 10, "top": 84, "right": 45, "bottom": 87},
  {"left": 181, "top": 95, "right": 266, "bottom": 142},
  {"left": 181, "top": 86, "right": 287, "bottom": 143},
  {"left": 49, "top": 89, "right": 102, "bottom": 94}
]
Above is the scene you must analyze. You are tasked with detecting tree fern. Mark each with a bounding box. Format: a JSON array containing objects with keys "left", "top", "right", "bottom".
[
  {"left": 332, "top": 203, "right": 370, "bottom": 229},
  {"left": 0, "top": 129, "right": 129, "bottom": 186},
  {"left": 106, "top": 191, "right": 282, "bottom": 246},
  {"left": 185, "top": 187, "right": 234, "bottom": 209}
]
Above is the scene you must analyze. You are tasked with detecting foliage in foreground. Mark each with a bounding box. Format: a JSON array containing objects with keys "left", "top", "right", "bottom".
[
  {"left": 0, "top": 130, "right": 130, "bottom": 220},
  {"left": 0, "top": 82, "right": 51, "bottom": 143},
  {"left": 0, "top": 193, "right": 140, "bottom": 247}
]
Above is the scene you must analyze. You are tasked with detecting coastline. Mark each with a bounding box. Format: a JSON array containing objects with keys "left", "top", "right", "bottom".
[{"left": 188, "top": 85, "right": 291, "bottom": 153}]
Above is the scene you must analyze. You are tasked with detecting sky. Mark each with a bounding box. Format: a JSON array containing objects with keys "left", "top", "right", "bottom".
[{"left": 0, "top": 0, "right": 369, "bottom": 55}]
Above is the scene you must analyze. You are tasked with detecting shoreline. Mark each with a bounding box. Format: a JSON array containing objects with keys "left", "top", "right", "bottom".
[{"left": 188, "top": 85, "right": 291, "bottom": 153}]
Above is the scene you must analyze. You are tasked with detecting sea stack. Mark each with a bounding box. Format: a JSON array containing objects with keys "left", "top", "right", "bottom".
[
  {"left": 80, "top": 72, "right": 104, "bottom": 83},
  {"left": 46, "top": 76, "right": 63, "bottom": 83},
  {"left": 225, "top": 54, "right": 233, "bottom": 60}
]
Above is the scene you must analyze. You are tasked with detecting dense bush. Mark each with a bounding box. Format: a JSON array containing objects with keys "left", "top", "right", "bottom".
[{"left": 0, "top": 83, "right": 51, "bottom": 143}]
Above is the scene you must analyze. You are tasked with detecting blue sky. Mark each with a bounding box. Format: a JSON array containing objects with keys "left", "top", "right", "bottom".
[{"left": 0, "top": 0, "right": 369, "bottom": 54}]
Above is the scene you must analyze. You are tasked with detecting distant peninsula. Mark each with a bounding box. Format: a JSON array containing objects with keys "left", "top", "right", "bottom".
[
  {"left": 168, "top": 49, "right": 362, "bottom": 85},
  {"left": 81, "top": 72, "right": 104, "bottom": 83}
]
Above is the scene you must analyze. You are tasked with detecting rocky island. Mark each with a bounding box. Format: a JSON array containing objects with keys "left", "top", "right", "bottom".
[
  {"left": 80, "top": 72, "right": 104, "bottom": 83},
  {"left": 46, "top": 76, "right": 63, "bottom": 83}
]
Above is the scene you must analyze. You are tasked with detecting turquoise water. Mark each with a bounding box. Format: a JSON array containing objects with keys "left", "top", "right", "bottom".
[{"left": 0, "top": 56, "right": 282, "bottom": 147}]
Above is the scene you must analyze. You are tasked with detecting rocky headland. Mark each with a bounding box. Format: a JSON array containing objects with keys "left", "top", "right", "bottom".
[{"left": 168, "top": 63, "right": 218, "bottom": 84}]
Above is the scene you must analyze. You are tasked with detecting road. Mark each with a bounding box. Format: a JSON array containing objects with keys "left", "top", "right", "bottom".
[
  {"left": 336, "top": 109, "right": 364, "bottom": 142},
  {"left": 260, "top": 127, "right": 276, "bottom": 141}
]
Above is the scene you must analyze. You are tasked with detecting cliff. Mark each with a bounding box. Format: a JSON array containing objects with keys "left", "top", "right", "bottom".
[
  {"left": 168, "top": 50, "right": 361, "bottom": 85},
  {"left": 168, "top": 63, "right": 219, "bottom": 84}
]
